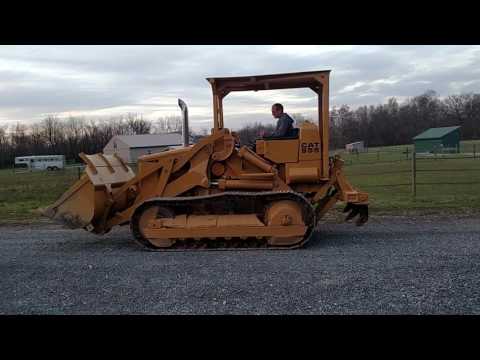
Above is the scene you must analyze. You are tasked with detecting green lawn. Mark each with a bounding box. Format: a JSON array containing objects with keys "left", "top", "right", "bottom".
[
  {"left": 336, "top": 139, "right": 480, "bottom": 165},
  {"left": 343, "top": 156, "right": 480, "bottom": 215},
  {"left": 0, "top": 167, "right": 81, "bottom": 223},
  {"left": 460, "top": 139, "right": 480, "bottom": 153},
  {"left": 1, "top": 141, "right": 480, "bottom": 223}
]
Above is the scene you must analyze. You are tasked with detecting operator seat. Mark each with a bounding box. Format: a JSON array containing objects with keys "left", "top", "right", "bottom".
[
  {"left": 262, "top": 128, "right": 299, "bottom": 140},
  {"left": 249, "top": 128, "right": 299, "bottom": 152}
]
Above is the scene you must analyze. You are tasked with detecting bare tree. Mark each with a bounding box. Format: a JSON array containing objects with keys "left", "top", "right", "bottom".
[
  {"left": 290, "top": 113, "right": 314, "bottom": 127},
  {"left": 0, "top": 125, "right": 10, "bottom": 167},
  {"left": 153, "top": 115, "right": 183, "bottom": 134},
  {"left": 236, "top": 122, "right": 275, "bottom": 145},
  {"left": 2, "top": 89, "right": 480, "bottom": 168},
  {"left": 41, "top": 115, "right": 65, "bottom": 151},
  {"left": 126, "top": 113, "right": 152, "bottom": 135}
]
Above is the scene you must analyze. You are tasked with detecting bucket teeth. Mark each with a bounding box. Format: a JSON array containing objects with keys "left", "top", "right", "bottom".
[{"left": 344, "top": 203, "right": 368, "bottom": 226}]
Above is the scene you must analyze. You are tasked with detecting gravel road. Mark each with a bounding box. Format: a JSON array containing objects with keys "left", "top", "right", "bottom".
[{"left": 1, "top": 215, "right": 479, "bottom": 314}]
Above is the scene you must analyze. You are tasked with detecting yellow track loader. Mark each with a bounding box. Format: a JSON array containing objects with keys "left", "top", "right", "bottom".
[{"left": 43, "top": 70, "right": 368, "bottom": 250}]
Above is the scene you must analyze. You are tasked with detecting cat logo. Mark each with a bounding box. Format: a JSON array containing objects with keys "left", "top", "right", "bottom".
[{"left": 301, "top": 142, "right": 320, "bottom": 154}]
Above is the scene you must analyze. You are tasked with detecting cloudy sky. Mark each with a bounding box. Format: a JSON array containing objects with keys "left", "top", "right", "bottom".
[{"left": 1, "top": 45, "right": 480, "bottom": 131}]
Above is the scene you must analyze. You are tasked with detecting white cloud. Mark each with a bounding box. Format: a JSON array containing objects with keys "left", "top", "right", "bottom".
[
  {"left": 269, "top": 45, "right": 359, "bottom": 57},
  {"left": 1, "top": 45, "right": 480, "bottom": 130},
  {"left": 338, "top": 81, "right": 367, "bottom": 94}
]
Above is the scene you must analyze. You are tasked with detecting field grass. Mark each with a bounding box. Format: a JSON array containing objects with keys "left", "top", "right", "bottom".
[
  {"left": 0, "top": 167, "right": 81, "bottom": 223},
  {"left": 344, "top": 156, "right": 480, "bottom": 214},
  {"left": 1, "top": 140, "right": 480, "bottom": 223},
  {"left": 336, "top": 139, "right": 480, "bottom": 165}
]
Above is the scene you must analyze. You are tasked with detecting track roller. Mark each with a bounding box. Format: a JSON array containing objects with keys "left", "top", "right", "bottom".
[{"left": 130, "top": 191, "right": 316, "bottom": 251}]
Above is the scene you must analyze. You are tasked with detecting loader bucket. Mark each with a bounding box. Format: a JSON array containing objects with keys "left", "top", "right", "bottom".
[{"left": 42, "top": 153, "right": 135, "bottom": 231}]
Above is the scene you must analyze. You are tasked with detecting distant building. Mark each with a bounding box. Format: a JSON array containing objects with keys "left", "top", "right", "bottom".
[
  {"left": 103, "top": 133, "right": 185, "bottom": 163},
  {"left": 413, "top": 126, "right": 461, "bottom": 153},
  {"left": 345, "top": 141, "right": 365, "bottom": 153}
]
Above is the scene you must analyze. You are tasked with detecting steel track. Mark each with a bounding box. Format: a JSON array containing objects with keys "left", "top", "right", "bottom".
[{"left": 130, "top": 191, "right": 316, "bottom": 252}]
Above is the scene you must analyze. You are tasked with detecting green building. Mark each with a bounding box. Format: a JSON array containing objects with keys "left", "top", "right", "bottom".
[{"left": 413, "top": 126, "right": 461, "bottom": 153}]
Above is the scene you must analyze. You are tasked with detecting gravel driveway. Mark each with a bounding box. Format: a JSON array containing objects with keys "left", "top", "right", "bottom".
[{"left": 1, "top": 215, "right": 479, "bottom": 314}]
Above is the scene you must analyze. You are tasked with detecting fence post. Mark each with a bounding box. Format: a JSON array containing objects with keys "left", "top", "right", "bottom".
[
  {"left": 412, "top": 150, "right": 416, "bottom": 199},
  {"left": 474, "top": 144, "right": 476, "bottom": 159},
  {"left": 406, "top": 147, "right": 409, "bottom": 160}
]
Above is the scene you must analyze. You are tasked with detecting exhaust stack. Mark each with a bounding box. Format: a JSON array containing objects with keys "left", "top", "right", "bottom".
[{"left": 178, "top": 98, "right": 189, "bottom": 147}]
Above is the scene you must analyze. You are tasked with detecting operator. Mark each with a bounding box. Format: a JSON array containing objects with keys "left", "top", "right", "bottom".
[{"left": 265, "top": 103, "right": 296, "bottom": 138}]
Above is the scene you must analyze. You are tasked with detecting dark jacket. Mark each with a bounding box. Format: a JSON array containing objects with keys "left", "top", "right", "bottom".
[{"left": 271, "top": 113, "right": 295, "bottom": 137}]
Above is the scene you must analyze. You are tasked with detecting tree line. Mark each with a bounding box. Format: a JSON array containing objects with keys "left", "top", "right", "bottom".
[
  {"left": 0, "top": 113, "right": 185, "bottom": 168},
  {"left": 0, "top": 90, "right": 478, "bottom": 168},
  {"left": 329, "top": 90, "right": 480, "bottom": 149},
  {"left": 233, "top": 91, "right": 480, "bottom": 149}
]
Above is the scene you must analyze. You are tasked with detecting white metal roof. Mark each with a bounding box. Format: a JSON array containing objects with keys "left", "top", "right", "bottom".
[{"left": 115, "top": 133, "right": 183, "bottom": 148}]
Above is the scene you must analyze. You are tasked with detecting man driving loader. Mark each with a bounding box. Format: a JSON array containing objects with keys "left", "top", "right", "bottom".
[
  {"left": 260, "top": 103, "right": 297, "bottom": 138},
  {"left": 271, "top": 103, "right": 296, "bottom": 137}
]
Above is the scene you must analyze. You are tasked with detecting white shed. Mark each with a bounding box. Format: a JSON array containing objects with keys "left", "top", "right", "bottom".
[
  {"left": 103, "top": 133, "right": 184, "bottom": 163},
  {"left": 345, "top": 141, "right": 365, "bottom": 153}
]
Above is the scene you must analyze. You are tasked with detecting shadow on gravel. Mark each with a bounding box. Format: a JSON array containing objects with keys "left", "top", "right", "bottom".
[
  {"left": 302, "top": 230, "right": 349, "bottom": 250},
  {"left": 304, "top": 224, "right": 388, "bottom": 250},
  {"left": 37, "top": 227, "right": 141, "bottom": 254},
  {"left": 37, "top": 224, "right": 375, "bottom": 254}
]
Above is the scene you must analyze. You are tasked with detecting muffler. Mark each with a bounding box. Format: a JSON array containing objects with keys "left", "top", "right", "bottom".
[{"left": 178, "top": 98, "right": 189, "bottom": 147}]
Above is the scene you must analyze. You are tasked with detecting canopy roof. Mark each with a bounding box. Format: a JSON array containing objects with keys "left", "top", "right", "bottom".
[{"left": 207, "top": 70, "right": 331, "bottom": 94}]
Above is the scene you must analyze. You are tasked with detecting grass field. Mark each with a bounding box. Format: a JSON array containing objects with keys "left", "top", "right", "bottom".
[
  {"left": 0, "top": 167, "right": 81, "bottom": 223},
  {"left": 1, "top": 140, "right": 480, "bottom": 223},
  {"left": 336, "top": 139, "right": 480, "bottom": 165},
  {"left": 337, "top": 140, "right": 480, "bottom": 214},
  {"left": 344, "top": 157, "right": 480, "bottom": 214}
]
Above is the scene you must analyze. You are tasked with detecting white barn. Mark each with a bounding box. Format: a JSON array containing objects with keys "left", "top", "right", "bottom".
[
  {"left": 345, "top": 141, "right": 365, "bottom": 153},
  {"left": 103, "top": 133, "right": 184, "bottom": 163}
]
